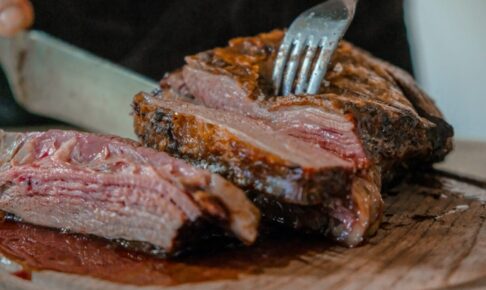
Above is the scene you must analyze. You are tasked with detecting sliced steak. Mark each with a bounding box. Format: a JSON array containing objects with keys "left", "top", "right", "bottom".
[
  {"left": 133, "top": 30, "right": 453, "bottom": 246},
  {"left": 134, "top": 94, "right": 383, "bottom": 246},
  {"left": 0, "top": 130, "right": 259, "bottom": 255}
]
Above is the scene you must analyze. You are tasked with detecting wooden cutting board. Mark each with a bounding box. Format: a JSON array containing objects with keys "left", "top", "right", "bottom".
[{"left": 0, "top": 136, "right": 485, "bottom": 290}]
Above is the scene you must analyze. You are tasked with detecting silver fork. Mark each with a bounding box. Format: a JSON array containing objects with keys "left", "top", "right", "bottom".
[{"left": 272, "top": 0, "right": 358, "bottom": 96}]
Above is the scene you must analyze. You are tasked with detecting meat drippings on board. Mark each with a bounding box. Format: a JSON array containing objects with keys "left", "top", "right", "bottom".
[
  {"left": 0, "top": 217, "right": 327, "bottom": 286},
  {"left": 0, "top": 171, "right": 481, "bottom": 287}
]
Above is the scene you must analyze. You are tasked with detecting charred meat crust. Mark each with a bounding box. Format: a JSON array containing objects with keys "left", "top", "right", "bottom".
[
  {"left": 337, "top": 43, "right": 453, "bottom": 165},
  {"left": 133, "top": 95, "right": 352, "bottom": 206},
  {"left": 383, "top": 65, "right": 454, "bottom": 162}
]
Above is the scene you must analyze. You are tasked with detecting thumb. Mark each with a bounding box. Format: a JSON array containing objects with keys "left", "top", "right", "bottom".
[{"left": 0, "top": 0, "right": 33, "bottom": 37}]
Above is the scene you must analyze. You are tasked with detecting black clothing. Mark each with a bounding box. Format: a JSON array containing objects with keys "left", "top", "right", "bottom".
[
  {"left": 1, "top": 0, "right": 412, "bottom": 125},
  {"left": 32, "top": 0, "right": 412, "bottom": 78}
]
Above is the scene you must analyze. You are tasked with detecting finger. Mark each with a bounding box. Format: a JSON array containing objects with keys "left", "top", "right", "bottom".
[
  {"left": 17, "top": 0, "right": 33, "bottom": 26},
  {"left": 0, "top": 0, "right": 31, "bottom": 11},
  {"left": 0, "top": 0, "right": 19, "bottom": 10},
  {"left": 0, "top": 0, "right": 33, "bottom": 37}
]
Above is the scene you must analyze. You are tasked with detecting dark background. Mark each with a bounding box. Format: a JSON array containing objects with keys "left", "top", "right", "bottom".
[{"left": 1, "top": 0, "right": 411, "bottom": 126}]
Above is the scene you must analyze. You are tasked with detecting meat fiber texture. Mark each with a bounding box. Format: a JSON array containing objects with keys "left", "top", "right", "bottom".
[
  {"left": 0, "top": 130, "right": 260, "bottom": 255},
  {"left": 133, "top": 30, "right": 453, "bottom": 246}
]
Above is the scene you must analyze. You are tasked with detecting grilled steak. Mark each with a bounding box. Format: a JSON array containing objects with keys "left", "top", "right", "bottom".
[
  {"left": 0, "top": 130, "right": 260, "bottom": 255},
  {"left": 133, "top": 30, "right": 453, "bottom": 246}
]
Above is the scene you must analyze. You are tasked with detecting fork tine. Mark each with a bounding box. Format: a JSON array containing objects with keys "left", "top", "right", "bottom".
[
  {"left": 294, "top": 37, "right": 318, "bottom": 95},
  {"left": 282, "top": 36, "right": 305, "bottom": 96},
  {"left": 272, "top": 38, "right": 292, "bottom": 95},
  {"left": 307, "top": 37, "right": 333, "bottom": 94}
]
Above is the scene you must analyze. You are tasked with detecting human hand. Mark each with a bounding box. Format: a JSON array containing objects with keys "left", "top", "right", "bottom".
[{"left": 0, "top": 0, "right": 33, "bottom": 37}]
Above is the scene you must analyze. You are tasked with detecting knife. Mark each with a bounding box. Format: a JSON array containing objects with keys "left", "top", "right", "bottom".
[{"left": 0, "top": 30, "right": 158, "bottom": 139}]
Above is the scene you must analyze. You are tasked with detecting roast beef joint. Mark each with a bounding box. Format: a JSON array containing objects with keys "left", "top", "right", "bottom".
[{"left": 133, "top": 30, "right": 453, "bottom": 247}]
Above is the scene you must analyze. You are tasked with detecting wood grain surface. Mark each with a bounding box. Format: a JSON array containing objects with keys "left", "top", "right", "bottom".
[
  {"left": 0, "top": 130, "right": 485, "bottom": 290},
  {"left": 437, "top": 140, "right": 486, "bottom": 180}
]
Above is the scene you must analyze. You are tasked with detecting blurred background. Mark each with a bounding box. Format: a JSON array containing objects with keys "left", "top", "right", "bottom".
[
  {"left": 405, "top": 0, "right": 486, "bottom": 141},
  {"left": 1, "top": 0, "right": 485, "bottom": 141}
]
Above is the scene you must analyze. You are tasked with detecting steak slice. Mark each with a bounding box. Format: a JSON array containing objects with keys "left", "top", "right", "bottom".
[
  {"left": 0, "top": 129, "right": 259, "bottom": 255},
  {"left": 134, "top": 93, "right": 383, "bottom": 246},
  {"left": 133, "top": 30, "right": 453, "bottom": 246}
]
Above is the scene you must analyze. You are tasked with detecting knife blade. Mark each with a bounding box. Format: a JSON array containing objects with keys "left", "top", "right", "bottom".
[{"left": 0, "top": 30, "right": 158, "bottom": 139}]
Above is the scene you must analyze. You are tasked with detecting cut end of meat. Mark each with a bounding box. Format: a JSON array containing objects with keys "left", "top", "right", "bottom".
[
  {"left": 208, "top": 174, "right": 260, "bottom": 244},
  {"left": 0, "top": 129, "right": 260, "bottom": 255},
  {"left": 332, "top": 168, "right": 383, "bottom": 246}
]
